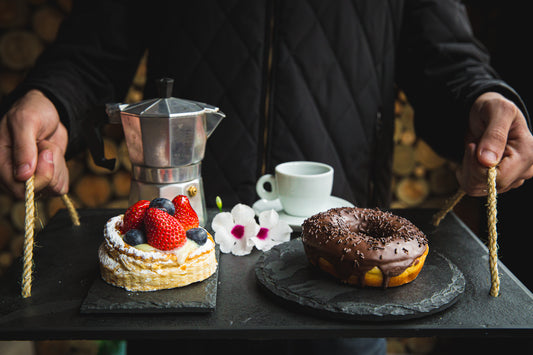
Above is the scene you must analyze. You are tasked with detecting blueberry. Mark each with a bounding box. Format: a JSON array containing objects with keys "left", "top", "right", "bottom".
[
  {"left": 124, "top": 229, "right": 147, "bottom": 246},
  {"left": 186, "top": 228, "right": 208, "bottom": 245},
  {"left": 149, "top": 197, "right": 175, "bottom": 215}
]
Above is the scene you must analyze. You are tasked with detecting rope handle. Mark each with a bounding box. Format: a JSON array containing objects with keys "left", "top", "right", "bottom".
[
  {"left": 21, "top": 176, "right": 35, "bottom": 298},
  {"left": 486, "top": 166, "right": 500, "bottom": 297},
  {"left": 432, "top": 189, "right": 466, "bottom": 227},
  {"left": 433, "top": 166, "right": 500, "bottom": 297},
  {"left": 21, "top": 176, "right": 80, "bottom": 298}
]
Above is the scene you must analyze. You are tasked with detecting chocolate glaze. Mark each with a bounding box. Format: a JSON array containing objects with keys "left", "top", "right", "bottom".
[{"left": 301, "top": 207, "right": 428, "bottom": 288}]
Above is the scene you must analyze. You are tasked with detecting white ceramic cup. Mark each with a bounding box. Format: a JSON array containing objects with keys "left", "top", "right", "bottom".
[{"left": 256, "top": 161, "right": 334, "bottom": 217}]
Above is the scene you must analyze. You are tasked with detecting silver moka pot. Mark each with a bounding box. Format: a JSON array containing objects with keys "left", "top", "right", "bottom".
[{"left": 96, "top": 78, "right": 225, "bottom": 226}]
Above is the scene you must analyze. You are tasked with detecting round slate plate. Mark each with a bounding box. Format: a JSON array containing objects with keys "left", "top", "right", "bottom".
[{"left": 255, "top": 238, "right": 465, "bottom": 321}]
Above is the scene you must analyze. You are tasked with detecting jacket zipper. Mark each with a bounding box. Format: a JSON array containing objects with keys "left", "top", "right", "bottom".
[{"left": 260, "top": 0, "right": 276, "bottom": 176}]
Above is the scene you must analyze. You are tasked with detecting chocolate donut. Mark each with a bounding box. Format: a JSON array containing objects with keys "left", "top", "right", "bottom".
[{"left": 301, "top": 207, "right": 428, "bottom": 288}]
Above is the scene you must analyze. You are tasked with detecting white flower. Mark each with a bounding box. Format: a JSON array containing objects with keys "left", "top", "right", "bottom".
[
  {"left": 251, "top": 209, "right": 292, "bottom": 251},
  {"left": 211, "top": 203, "right": 293, "bottom": 255},
  {"left": 211, "top": 204, "right": 258, "bottom": 256}
]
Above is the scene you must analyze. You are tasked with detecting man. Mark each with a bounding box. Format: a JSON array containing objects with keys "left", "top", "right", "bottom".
[
  {"left": 1, "top": 2, "right": 533, "bottom": 353},
  {"left": 1, "top": 1, "right": 532, "bottom": 207}
]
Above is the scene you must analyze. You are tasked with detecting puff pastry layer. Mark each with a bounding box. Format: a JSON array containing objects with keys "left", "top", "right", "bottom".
[{"left": 99, "top": 215, "right": 217, "bottom": 291}]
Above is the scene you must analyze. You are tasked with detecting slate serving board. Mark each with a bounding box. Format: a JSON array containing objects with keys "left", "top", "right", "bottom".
[
  {"left": 80, "top": 249, "right": 220, "bottom": 314},
  {"left": 256, "top": 238, "right": 465, "bottom": 321}
]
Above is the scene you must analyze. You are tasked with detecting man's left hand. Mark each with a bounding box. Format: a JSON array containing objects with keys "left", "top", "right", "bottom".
[{"left": 457, "top": 92, "right": 533, "bottom": 196}]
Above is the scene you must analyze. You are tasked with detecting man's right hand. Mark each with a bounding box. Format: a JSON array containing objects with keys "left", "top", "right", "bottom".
[{"left": 0, "top": 89, "right": 69, "bottom": 199}]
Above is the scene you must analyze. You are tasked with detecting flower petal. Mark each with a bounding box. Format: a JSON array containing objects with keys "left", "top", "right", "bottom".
[
  {"left": 243, "top": 218, "right": 260, "bottom": 238},
  {"left": 269, "top": 223, "right": 292, "bottom": 243},
  {"left": 214, "top": 229, "right": 236, "bottom": 254},
  {"left": 232, "top": 236, "right": 255, "bottom": 256},
  {"left": 231, "top": 204, "right": 256, "bottom": 225},
  {"left": 252, "top": 236, "right": 277, "bottom": 251},
  {"left": 211, "top": 212, "right": 234, "bottom": 232},
  {"left": 258, "top": 209, "right": 279, "bottom": 229},
  {"left": 212, "top": 212, "right": 238, "bottom": 254}
]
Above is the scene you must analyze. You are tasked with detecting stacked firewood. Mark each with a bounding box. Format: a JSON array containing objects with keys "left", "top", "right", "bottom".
[
  {"left": 391, "top": 91, "right": 459, "bottom": 208},
  {"left": 0, "top": 0, "right": 71, "bottom": 96}
]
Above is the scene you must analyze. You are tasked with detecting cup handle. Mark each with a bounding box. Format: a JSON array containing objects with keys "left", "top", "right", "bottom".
[{"left": 256, "top": 174, "right": 278, "bottom": 201}]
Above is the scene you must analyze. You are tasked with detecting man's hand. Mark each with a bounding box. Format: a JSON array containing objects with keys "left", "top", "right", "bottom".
[
  {"left": 0, "top": 89, "right": 69, "bottom": 199},
  {"left": 457, "top": 92, "right": 533, "bottom": 196}
]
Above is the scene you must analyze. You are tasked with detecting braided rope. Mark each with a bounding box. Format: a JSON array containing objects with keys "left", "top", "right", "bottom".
[
  {"left": 432, "top": 189, "right": 466, "bottom": 227},
  {"left": 21, "top": 176, "right": 35, "bottom": 298},
  {"left": 61, "top": 194, "right": 80, "bottom": 226},
  {"left": 432, "top": 166, "right": 500, "bottom": 297},
  {"left": 21, "top": 176, "right": 80, "bottom": 298},
  {"left": 487, "top": 166, "right": 500, "bottom": 297}
]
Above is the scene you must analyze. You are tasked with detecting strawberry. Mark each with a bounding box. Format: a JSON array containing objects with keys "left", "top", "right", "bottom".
[
  {"left": 144, "top": 207, "right": 186, "bottom": 250},
  {"left": 172, "top": 195, "right": 199, "bottom": 231},
  {"left": 121, "top": 200, "right": 150, "bottom": 233}
]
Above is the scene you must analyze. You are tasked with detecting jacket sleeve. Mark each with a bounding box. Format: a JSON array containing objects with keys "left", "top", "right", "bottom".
[
  {"left": 0, "top": 0, "right": 148, "bottom": 159},
  {"left": 396, "top": 0, "right": 530, "bottom": 163}
]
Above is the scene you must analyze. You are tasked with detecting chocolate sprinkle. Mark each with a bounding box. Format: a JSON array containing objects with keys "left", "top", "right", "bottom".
[{"left": 302, "top": 207, "right": 428, "bottom": 288}]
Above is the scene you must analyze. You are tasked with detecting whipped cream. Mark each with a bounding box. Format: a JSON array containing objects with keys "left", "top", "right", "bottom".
[{"left": 104, "top": 214, "right": 214, "bottom": 264}]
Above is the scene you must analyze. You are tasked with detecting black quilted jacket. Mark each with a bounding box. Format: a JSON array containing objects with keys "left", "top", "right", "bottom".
[{"left": 2, "top": 0, "right": 528, "bottom": 208}]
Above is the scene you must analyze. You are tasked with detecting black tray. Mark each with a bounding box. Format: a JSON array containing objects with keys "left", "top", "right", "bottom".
[{"left": 1, "top": 208, "right": 532, "bottom": 340}]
